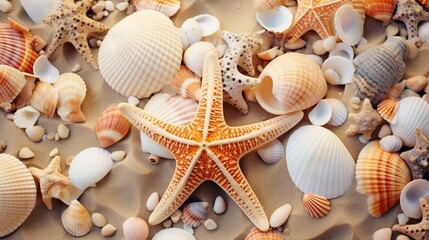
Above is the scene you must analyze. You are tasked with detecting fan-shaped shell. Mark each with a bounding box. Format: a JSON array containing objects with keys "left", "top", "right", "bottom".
[
  {"left": 286, "top": 125, "right": 355, "bottom": 199},
  {"left": 322, "top": 56, "right": 355, "bottom": 85},
  {"left": 386, "top": 81, "right": 405, "bottom": 100},
  {"left": 171, "top": 65, "right": 202, "bottom": 101},
  {"left": 255, "top": 52, "right": 327, "bottom": 115},
  {"left": 373, "top": 228, "right": 392, "bottom": 240},
  {"left": 254, "top": 0, "right": 285, "bottom": 10},
  {"left": 99, "top": 10, "right": 182, "bottom": 99},
  {"left": 153, "top": 228, "right": 196, "bottom": 240},
  {"left": 29, "top": 81, "right": 58, "bottom": 117},
  {"left": 54, "top": 73, "right": 87, "bottom": 123},
  {"left": 400, "top": 179, "right": 429, "bottom": 219},
  {"left": 356, "top": 141, "right": 411, "bottom": 217},
  {"left": 69, "top": 147, "right": 114, "bottom": 190},
  {"left": 132, "top": 0, "right": 180, "bottom": 17},
  {"left": 334, "top": 5, "right": 364, "bottom": 46},
  {"left": 61, "top": 200, "right": 93, "bottom": 237},
  {"left": 0, "top": 65, "right": 26, "bottom": 104},
  {"left": 256, "top": 139, "right": 284, "bottom": 165},
  {"left": 377, "top": 98, "right": 399, "bottom": 124},
  {"left": 269, "top": 203, "right": 292, "bottom": 228},
  {"left": 379, "top": 135, "right": 402, "bottom": 152},
  {"left": 123, "top": 217, "right": 149, "bottom": 240},
  {"left": 25, "top": 125, "right": 46, "bottom": 142},
  {"left": 183, "top": 41, "right": 217, "bottom": 78},
  {"left": 302, "top": 194, "right": 331, "bottom": 218},
  {"left": 20, "top": 0, "right": 63, "bottom": 24},
  {"left": 0, "top": 153, "right": 37, "bottom": 237},
  {"left": 182, "top": 202, "right": 209, "bottom": 227},
  {"left": 362, "top": 0, "right": 396, "bottom": 25},
  {"left": 13, "top": 105, "right": 40, "bottom": 129},
  {"left": 325, "top": 98, "right": 348, "bottom": 127},
  {"left": 94, "top": 105, "right": 131, "bottom": 148},
  {"left": 245, "top": 227, "right": 283, "bottom": 240}
]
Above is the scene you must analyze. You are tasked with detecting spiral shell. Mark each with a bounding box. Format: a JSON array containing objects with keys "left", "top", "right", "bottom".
[
  {"left": 362, "top": 0, "right": 396, "bottom": 25},
  {"left": 94, "top": 105, "right": 131, "bottom": 148},
  {"left": 245, "top": 227, "right": 283, "bottom": 240},
  {"left": 0, "top": 65, "right": 26, "bottom": 104},
  {"left": 171, "top": 65, "right": 201, "bottom": 101},
  {"left": 303, "top": 194, "right": 331, "bottom": 218},
  {"left": 61, "top": 200, "right": 93, "bottom": 237},
  {"left": 123, "top": 217, "right": 149, "bottom": 240},
  {"left": 54, "top": 73, "right": 87, "bottom": 123},
  {"left": 181, "top": 202, "right": 209, "bottom": 227},
  {"left": 28, "top": 81, "right": 58, "bottom": 117},
  {"left": 132, "top": 0, "right": 180, "bottom": 17}
]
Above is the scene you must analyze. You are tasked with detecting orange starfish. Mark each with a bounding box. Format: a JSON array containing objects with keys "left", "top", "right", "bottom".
[
  {"left": 284, "top": 0, "right": 351, "bottom": 42},
  {"left": 118, "top": 53, "right": 304, "bottom": 230}
]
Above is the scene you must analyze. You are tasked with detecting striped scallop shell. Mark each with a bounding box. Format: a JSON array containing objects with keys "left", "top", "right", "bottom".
[
  {"left": 94, "top": 105, "right": 131, "bottom": 148},
  {"left": 122, "top": 217, "right": 149, "bottom": 240},
  {"left": 132, "top": 0, "right": 180, "bottom": 17},
  {"left": 0, "top": 153, "right": 37, "bottom": 237},
  {"left": 245, "top": 227, "right": 283, "bottom": 240},
  {"left": 61, "top": 200, "right": 93, "bottom": 237},
  {"left": 255, "top": 52, "right": 327, "bottom": 115},
  {"left": 356, "top": 141, "right": 411, "bottom": 217},
  {"left": 0, "top": 19, "right": 39, "bottom": 74},
  {"left": 171, "top": 65, "right": 201, "bottom": 101},
  {"left": 373, "top": 228, "right": 392, "bottom": 240},
  {"left": 29, "top": 81, "right": 58, "bottom": 117},
  {"left": 20, "top": 0, "right": 63, "bottom": 24},
  {"left": 25, "top": 125, "right": 46, "bottom": 142},
  {"left": 0, "top": 65, "right": 26, "bottom": 104},
  {"left": 257, "top": 139, "right": 284, "bottom": 165},
  {"left": 303, "top": 194, "right": 331, "bottom": 218},
  {"left": 54, "top": 73, "right": 87, "bottom": 123},
  {"left": 377, "top": 98, "right": 399, "bottom": 124},
  {"left": 181, "top": 202, "right": 209, "bottom": 227},
  {"left": 386, "top": 81, "right": 405, "bottom": 100},
  {"left": 99, "top": 10, "right": 182, "bottom": 99},
  {"left": 417, "top": 0, "right": 429, "bottom": 8},
  {"left": 13, "top": 105, "right": 40, "bottom": 129},
  {"left": 153, "top": 228, "right": 196, "bottom": 240},
  {"left": 254, "top": 0, "right": 285, "bottom": 10},
  {"left": 362, "top": 0, "right": 396, "bottom": 25}
]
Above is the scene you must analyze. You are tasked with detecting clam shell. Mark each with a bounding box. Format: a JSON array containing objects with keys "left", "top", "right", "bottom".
[
  {"left": 334, "top": 5, "right": 364, "bottom": 46},
  {"left": 25, "top": 125, "right": 46, "bottom": 142},
  {"left": 69, "top": 147, "right": 114, "bottom": 190},
  {"left": 377, "top": 98, "right": 399, "bottom": 124},
  {"left": 132, "top": 0, "right": 180, "bottom": 17},
  {"left": 362, "top": 0, "right": 396, "bottom": 25},
  {"left": 182, "top": 202, "right": 209, "bottom": 228},
  {"left": 29, "top": 81, "right": 58, "bottom": 117},
  {"left": 192, "top": 14, "right": 220, "bottom": 37},
  {"left": 213, "top": 195, "right": 226, "bottom": 215},
  {"left": 329, "top": 42, "right": 354, "bottom": 60},
  {"left": 94, "top": 105, "right": 131, "bottom": 148},
  {"left": 183, "top": 41, "right": 217, "bottom": 77},
  {"left": 325, "top": 98, "right": 348, "bottom": 127},
  {"left": 99, "top": 10, "right": 182, "bottom": 99},
  {"left": 269, "top": 203, "right": 292, "bottom": 228},
  {"left": 0, "top": 65, "right": 26, "bottom": 104},
  {"left": 13, "top": 105, "right": 40, "bottom": 129},
  {"left": 379, "top": 135, "right": 402, "bottom": 152},
  {"left": 256, "top": 139, "right": 284, "bottom": 165},
  {"left": 254, "top": 0, "right": 285, "bottom": 10},
  {"left": 153, "top": 227, "right": 196, "bottom": 240},
  {"left": 400, "top": 180, "right": 429, "bottom": 219},
  {"left": 356, "top": 141, "right": 411, "bottom": 217},
  {"left": 171, "top": 65, "right": 202, "bottom": 101},
  {"left": 255, "top": 52, "right": 327, "bottom": 115},
  {"left": 286, "top": 125, "right": 355, "bottom": 199},
  {"left": 0, "top": 153, "right": 37, "bottom": 237},
  {"left": 245, "top": 227, "right": 283, "bottom": 240},
  {"left": 308, "top": 99, "right": 332, "bottom": 126},
  {"left": 32, "top": 55, "right": 60, "bottom": 83},
  {"left": 20, "top": 0, "right": 63, "bottom": 24},
  {"left": 373, "top": 228, "right": 392, "bottom": 240},
  {"left": 122, "top": 217, "right": 149, "bottom": 240},
  {"left": 54, "top": 73, "right": 87, "bottom": 123},
  {"left": 61, "top": 200, "right": 93, "bottom": 237},
  {"left": 321, "top": 56, "right": 355, "bottom": 85},
  {"left": 256, "top": 6, "right": 293, "bottom": 33},
  {"left": 302, "top": 193, "right": 331, "bottom": 218}
]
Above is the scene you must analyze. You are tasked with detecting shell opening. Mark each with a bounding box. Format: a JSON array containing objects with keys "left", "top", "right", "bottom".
[{"left": 255, "top": 76, "right": 289, "bottom": 114}]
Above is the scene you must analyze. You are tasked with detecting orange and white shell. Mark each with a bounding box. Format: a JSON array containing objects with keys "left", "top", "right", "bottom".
[
  {"left": 0, "top": 153, "right": 37, "bottom": 237},
  {"left": 254, "top": 0, "right": 285, "bottom": 10},
  {"left": 417, "top": 0, "right": 429, "bottom": 8},
  {"left": 132, "top": 0, "right": 180, "bottom": 17},
  {"left": 122, "top": 217, "right": 149, "bottom": 240},
  {"left": 54, "top": 73, "right": 87, "bottom": 123},
  {"left": 245, "top": 227, "right": 284, "bottom": 240},
  {"left": 20, "top": 0, "right": 63, "bottom": 24},
  {"left": 303, "top": 194, "right": 331, "bottom": 218},
  {"left": 171, "top": 65, "right": 202, "bottom": 101},
  {"left": 98, "top": 10, "right": 182, "bottom": 99},
  {"left": 377, "top": 98, "right": 399, "bottom": 124},
  {"left": 29, "top": 81, "right": 58, "bottom": 117},
  {"left": 94, "top": 105, "right": 131, "bottom": 148},
  {"left": 362, "top": 0, "right": 396, "bottom": 25},
  {"left": 181, "top": 202, "right": 209, "bottom": 228},
  {"left": 0, "top": 65, "right": 26, "bottom": 104},
  {"left": 349, "top": 0, "right": 366, "bottom": 22},
  {"left": 61, "top": 200, "right": 93, "bottom": 237}
]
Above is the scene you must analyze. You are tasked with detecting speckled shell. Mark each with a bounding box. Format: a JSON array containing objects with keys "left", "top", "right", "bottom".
[
  {"left": 123, "top": 217, "right": 149, "bottom": 240},
  {"left": 255, "top": 52, "right": 327, "bottom": 115},
  {"left": 54, "top": 73, "right": 87, "bottom": 123},
  {"left": 61, "top": 200, "right": 93, "bottom": 237},
  {"left": 132, "top": 0, "right": 180, "bottom": 17},
  {"left": 171, "top": 65, "right": 201, "bottom": 101},
  {"left": 94, "top": 105, "right": 131, "bottom": 148},
  {"left": 153, "top": 228, "right": 196, "bottom": 240},
  {"left": 0, "top": 153, "right": 37, "bottom": 237},
  {"left": 181, "top": 202, "right": 209, "bottom": 227},
  {"left": 99, "top": 10, "right": 182, "bottom": 99},
  {"left": 254, "top": 0, "right": 285, "bottom": 10},
  {"left": 0, "top": 65, "right": 26, "bottom": 104},
  {"left": 257, "top": 139, "right": 284, "bottom": 165},
  {"left": 29, "top": 81, "right": 58, "bottom": 117},
  {"left": 20, "top": 0, "right": 63, "bottom": 24},
  {"left": 377, "top": 98, "right": 399, "bottom": 124},
  {"left": 356, "top": 141, "right": 411, "bottom": 217},
  {"left": 245, "top": 227, "right": 283, "bottom": 240},
  {"left": 362, "top": 0, "right": 396, "bottom": 25},
  {"left": 303, "top": 193, "right": 331, "bottom": 218}
]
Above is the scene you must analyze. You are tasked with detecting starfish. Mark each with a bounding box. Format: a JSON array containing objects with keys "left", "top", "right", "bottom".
[
  {"left": 284, "top": 0, "right": 351, "bottom": 43},
  {"left": 345, "top": 98, "right": 382, "bottom": 140},
  {"left": 221, "top": 31, "right": 263, "bottom": 114},
  {"left": 400, "top": 128, "right": 429, "bottom": 179},
  {"left": 118, "top": 52, "right": 304, "bottom": 230},
  {"left": 393, "top": 197, "right": 429, "bottom": 239},
  {"left": 43, "top": 0, "right": 110, "bottom": 69},
  {"left": 29, "top": 156, "right": 71, "bottom": 210},
  {"left": 393, "top": 0, "right": 429, "bottom": 40}
]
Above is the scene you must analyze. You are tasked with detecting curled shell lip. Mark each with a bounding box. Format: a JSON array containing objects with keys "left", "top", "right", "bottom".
[
  {"left": 192, "top": 14, "right": 220, "bottom": 37},
  {"left": 33, "top": 55, "right": 60, "bottom": 83},
  {"left": 334, "top": 5, "right": 364, "bottom": 46},
  {"left": 321, "top": 56, "right": 355, "bottom": 85},
  {"left": 308, "top": 99, "right": 333, "bottom": 126},
  {"left": 256, "top": 6, "right": 293, "bottom": 33}
]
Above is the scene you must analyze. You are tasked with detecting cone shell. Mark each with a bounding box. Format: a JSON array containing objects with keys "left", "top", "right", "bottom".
[
  {"left": 255, "top": 52, "right": 327, "bottom": 115},
  {"left": 99, "top": 10, "right": 182, "bottom": 99},
  {"left": 0, "top": 153, "right": 37, "bottom": 237},
  {"left": 362, "top": 0, "right": 396, "bottom": 25},
  {"left": 286, "top": 125, "right": 355, "bottom": 199},
  {"left": 54, "top": 73, "right": 87, "bottom": 123},
  {"left": 245, "top": 227, "right": 283, "bottom": 240},
  {"left": 61, "top": 200, "right": 93, "bottom": 237},
  {"left": 20, "top": 0, "right": 63, "bottom": 24},
  {"left": 0, "top": 65, "right": 26, "bottom": 104},
  {"left": 123, "top": 217, "right": 149, "bottom": 240},
  {"left": 269, "top": 203, "right": 292, "bottom": 228},
  {"left": 94, "top": 105, "right": 131, "bottom": 148},
  {"left": 303, "top": 194, "right": 331, "bottom": 218},
  {"left": 377, "top": 98, "right": 399, "bottom": 124},
  {"left": 13, "top": 105, "right": 40, "bottom": 129},
  {"left": 132, "top": 0, "right": 180, "bottom": 17},
  {"left": 29, "top": 81, "right": 58, "bottom": 117},
  {"left": 356, "top": 141, "right": 411, "bottom": 217},
  {"left": 171, "top": 65, "right": 202, "bottom": 101},
  {"left": 257, "top": 139, "right": 284, "bottom": 165},
  {"left": 379, "top": 135, "right": 402, "bottom": 152},
  {"left": 153, "top": 227, "right": 196, "bottom": 240},
  {"left": 181, "top": 202, "right": 209, "bottom": 227},
  {"left": 254, "top": 0, "right": 285, "bottom": 10}
]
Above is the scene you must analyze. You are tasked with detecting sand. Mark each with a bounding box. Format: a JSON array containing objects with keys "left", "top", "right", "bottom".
[{"left": 1, "top": 0, "right": 429, "bottom": 239}]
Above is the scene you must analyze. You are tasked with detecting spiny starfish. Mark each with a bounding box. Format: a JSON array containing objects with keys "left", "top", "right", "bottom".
[
  {"left": 400, "top": 128, "right": 429, "bottom": 179},
  {"left": 221, "top": 31, "right": 262, "bottom": 114},
  {"left": 393, "top": 197, "right": 429, "bottom": 239},
  {"left": 345, "top": 98, "right": 382, "bottom": 140},
  {"left": 43, "top": 0, "right": 110, "bottom": 69},
  {"left": 118, "top": 53, "right": 304, "bottom": 230},
  {"left": 284, "top": 0, "right": 351, "bottom": 43},
  {"left": 393, "top": 0, "right": 429, "bottom": 40}
]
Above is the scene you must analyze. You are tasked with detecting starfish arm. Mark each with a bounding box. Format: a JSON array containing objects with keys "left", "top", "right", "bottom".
[
  {"left": 69, "top": 32, "right": 99, "bottom": 69},
  {"left": 45, "top": 34, "right": 65, "bottom": 58},
  {"left": 393, "top": 198, "right": 429, "bottom": 239},
  {"left": 223, "top": 88, "right": 251, "bottom": 114}
]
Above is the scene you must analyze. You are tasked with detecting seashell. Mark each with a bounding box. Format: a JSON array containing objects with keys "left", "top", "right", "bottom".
[
  {"left": 0, "top": 153, "right": 37, "bottom": 237},
  {"left": 313, "top": 39, "right": 327, "bottom": 55},
  {"left": 397, "top": 213, "right": 409, "bottom": 225},
  {"left": 180, "top": 19, "right": 203, "bottom": 45},
  {"left": 111, "top": 151, "right": 126, "bottom": 162},
  {"left": 32, "top": 55, "right": 60, "bottom": 83},
  {"left": 350, "top": 0, "right": 367, "bottom": 22},
  {"left": 334, "top": 5, "right": 364, "bottom": 46},
  {"left": 25, "top": 125, "right": 46, "bottom": 142},
  {"left": 256, "top": 6, "right": 294, "bottom": 33},
  {"left": 15, "top": 74, "right": 36, "bottom": 109},
  {"left": 373, "top": 228, "right": 392, "bottom": 240},
  {"left": 183, "top": 41, "right": 217, "bottom": 77},
  {"left": 152, "top": 227, "right": 196, "bottom": 240},
  {"left": 146, "top": 192, "right": 160, "bottom": 211},
  {"left": 254, "top": 0, "right": 285, "bottom": 10},
  {"left": 178, "top": 28, "right": 190, "bottom": 51},
  {"left": 18, "top": 147, "right": 35, "bottom": 159},
  {"left": 322, "top": 57, "right": 355, "bottom": 85},
  {"left": 57, "top": 124, "right": 70, "bottom": 139},
  {"left": 379, "top": 135, "right": 402, "bottom": 152},
  {"left": 305, "top": 54, "right": 323, "bottom": 67},
  {"left": 54, "top": 73, "right": 87, "bottom": 123},
  {"left": 377, "top": 98, "right": 399, "bottom": 124},
  {"left": 20, "top": 0, "right": 62, "bottom": 24},
  {"left": 405, "top": 76, "right": 428, "bottom": 92},
  {"left": 254, "top": 52, "right": 327, "bottom": 115},
  {"left": 423, "top": 94, "right": 429, "bottom": 104},
  {"left": 213, "top": 195, "right": 226, "bottom": 215},
  {"left": 132, "top": 0, "right": 180, "bottom": 17},
  {"left": 269, "top": 203, "right": 292, "bottom": 227},
  {"left": 400, "top": 179, "right": 429, "bottom": 219},
  {"left": 418, "top": 22, "right": 429, "bottom": 42},
  {"left": 356, "top": 141, "right": 411, "bottom": 217},
  {"left": 245, "top": 227, "right": 283, "bottom": 240},
  {"left": 94, "top": 105, "right": 131, "bottom": 148},
  {"left": 101, "top": 224, "right": 116, "bottom": 237},
  {"left": 256, "top": 139, "right": 284, "bottom": 165},
  {"left": 0, "top": 65, "right": 27, "bottom": 104},
  {"left": 92, "top": 213, "right": 108, "bottom": 228},
  {"left": 302, "top": 193, "right": 331, "bottom": 218},
  {"left": 285, "top": 38, "right": 307, "bottom": 50},
  {"left": 99, "top": 10, "right": 182, "bottom": 99},
  {"left": 362, "top": 0, "right": 396, "bottom": 25},
  {"left": 123, "top": 217, "right": 149, "bottom": 240},
  {"left": 323, "top": 36, "right": 337, "bottom": 52},
  {"left": 329, "top": 42, "right": 354, "bottom": 60},
  {"left": 386, "top": 81, "right": 405, "bottom": 100},
  {"left": 308, "top": 99, "right": 332, "bottom": 126},
  {"left": 171, "top": 65, "right": 202, "bottom": 101},
  {"left": 257, "top": 47, "right": 280, "bottom": 61},
  {"left": 325, "top": 98, "right": 348, "bottom": 127},
  {"left": 204, "top": 219, "right": 217, "bottom": 230},
  {"left": 390, "top": 97, "right": 429, "bottom": 147},
  {"left": 181, "top": 202, "right": 209, "bottom": 228},
  {"left": 28, "top": 81, "right": 58, "bottom": 117},
  {"left": 396, "top": 235, "right": 411, "bottom": 240},
  {"left": 286, "top": 125, "right": 355, "bottom": 199},
  {"left": 0, "top": 19, "right": 39, "bottom": 74},
  {"left": 0, "top": 140, "right": 6, "bottom": 152},
  {"left": 69, "top": 147, "right": 114, "bottom": 190},
  {"left": 170, "top": 209, "right": 182, "bottom": 223},
  {"left": 13, "top": 105, "right": 40, "bottom": 128},
  {"left": 400, "top": 89, "right": 420, "bottom": 99},
  {"left": 379, "top": 124, "right": 393, "bottom": 138},
  {"left": 61, "top": 200, "right": 93, "bottom": 237},
  {"left": 192, "top": 14, "right": 220, "bottom": 37}
]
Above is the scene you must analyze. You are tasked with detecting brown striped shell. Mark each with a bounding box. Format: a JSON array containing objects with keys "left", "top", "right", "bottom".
[
  {"left": 94, "top": 105, "right": 131, "bottom": 148},
  {"left": 362, "top": 0, "right": 397, "bottom": 25},
  {"left": 245, "top": 227, "right": 284, "bottom": 240},
  {"left": 303, "top": 194, "right": 331, "bottom": 218},
  {"left": 0, "top": 65, "right": 26, "bottom": 104}
]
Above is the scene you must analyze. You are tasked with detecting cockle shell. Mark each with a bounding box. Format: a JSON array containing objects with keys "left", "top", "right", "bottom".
[
  {"left": 61, "top": 200, "right": 93, "bottom": 237},
  {"left": 254, "top": 0, "right": 285, "bottom": 10},
  {"left": 379, "top": 135, "right": 402, "bottom": 152},
  {"left": 99, "top": 10, "right": 182, "bottom": 99},
  {"left": 245, "top": 227, "right": 283, "bottom": 240},
  {"left": 326, "top": 98, "right": 348, "bottom": 127},
  {"left": 0, "top": 154, "right": 36, "bottom": 237},
  {"left": 69, "top": 147, "right": 114, "bottom": 190},
  {"left": 334, "top": 5, "right": 364, "bottom": 46},
  {"left": 322, "top": 56, "right": 355, "bottom": 85},
  {"left": 256, "top": 139, "right": 284, "bottom": 165},
  {"left": 54, "top": 73, "right": 87, "bottom": 123},
  {"left": 20, "top": 0, "right": 63, "bottom": 24},
  {"left": 13, "top": 105, "right": 40, "bottom": 129},
  {"left": 94, "top": 105, "right": 131, "bottom": 148},
  {"left": 399, "top": 179, "right": 429, "bottom": 219},
  {"left": 373, "top": 228, "right": 392, "bottom": 240},
  {"left": 255, "top": 52, "right": 327, "bottom": 115},
  {"left": 28, "top": 81, "right": 58, "bottom": 117},
  {"left": 256, "top": 6, "right": 294, "bottom": 33},
  {"left": 356, "top": 141, "right": 411, "bottom": 217},
  {"left": 362, "top": 0, "right": 396, "bottom": 25},
  {"left": 183, "top": 41, "right": 217, "bottom": 78},
  {"left": 377, "top": 98, "right": 399, "bottom": 124},
  {"left": 0, "top": 65, "right": 26, "bottom": 104},
  {"left": 269, "top": 203, "right": 292, "bottom": 228},
  {"left": 171, "top": 65, "right": 202, "bottom": 101},
  {"left": 123, "top": 217, "right": 149, "bottom": 240},
  {"left": 286, "top": 125, "right": 355, "bottom": 199},
  {"left": 132, "top": 0, "right": 180, "bottom": 17},
  {"left": 25, "top": 125, "right": 46, "bottom": 142},
  {"left": 181, "top": 202, "right": 209, "bottom": 228},
  {"left": 302, "top": 193, "right": 331, "bottom": 218},
  {"left": 153, "top": 228, "right": 196, "bottom": 240}
]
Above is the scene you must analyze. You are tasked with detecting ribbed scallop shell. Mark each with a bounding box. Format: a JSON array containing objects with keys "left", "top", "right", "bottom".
[
  {"left": 25, "top": 125, "right": 46, "bottom": 142},
  {"left": 13, "top": 105, "right": 40, "bottom": 129},
  {"left": 99, "top": 10, "right": 182, "bottom": 99},
  {"left": 386, "top": 81, "right": 405, "bottom": 99},
  {"left": 0, "top": 65, "right": 26, "bottom": 104},
  {"left": 29, "top": 81, "right": 58, "bottom": 117},
  {"left": 153, "top": 228, "right": 196, "bottom": 240},
  {"left": 269, "top": 203, "right": 292, "bottom": 228},
  {"left": 362, "top": 0, "right": 396, "bottom": 25},
  {"left": 94, "top": 105, "right": 131, "bottom": 148},
  {"left": 379, "top": 135, "right": 402, "bottom": 152},
  {"left": 122, "top": 217, "right": 149, "bottom": 240},
  {"left": 303, "top": 194, "right": 331, "bottom": 218},
  {"left": 326, "top": 98, "right": 348, "bottom": 127},
  {"left": 257, "top": 139, "right": 284, "bottom": 165},
  {"left": 255, "top": 52, "right": 327, "bottom": 115},
  {"left": 132, "top": 0, "right": 181, "bottom": 17},
  {"left": 69, "top": 147, "right": 114, "bottom": 190},
  {"left": 61, "top": 200, "right": 93, "bottom": 237},
  {"left": 182, "top": 202, "right": 209, "bottom": 227},
  {"left": 245, "top": 227, "right": 283, "bottom": 240},
  {"left": 377, "top": 98, "right": 399, "bottom": 124},
  {"left": 373, "top": 228, "right": 392, "bottom": 240},
  {"left": 20, "top": 0, "right": 63, "bottom": 24},
  {"left": 286, "top": 125, "right": 355, "bottom": 199},
  {"left": 171, "top": 65, "right": 201, "bottom": 101},
  {"left": 254, "top": 0, "right": 285, "bottom": 10},
  {"left": 0, "top": 153, "right": 37, "bottom": 237},
  {"left": 54, "top": 73, "right": 87, "bottom": 123},
  {"left": 356, "top": 141, "right": 411, "bottom": 217}
]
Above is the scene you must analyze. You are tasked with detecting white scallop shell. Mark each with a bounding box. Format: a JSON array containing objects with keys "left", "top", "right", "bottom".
[
  {"left": 0, "top": 153, "right": 37, "bottom": 237},
  {"left": 334, "top": 5, "right": 363, "bottom": 46},
  {"left": 308, "top": 99, "right": 332, "bottom": 126},
  {"left": 256, "top": 6, "right": 293, "bottom": 33},
  {"left": 321, "top": 56, "right": 355, "bottom": 85},
  {"left": 13, "top": 105, "right": 40, "bottom": 128},
  {"left": 25, "top": 125, "right": 45, "bottom": 142},
  {"left": 19, "top": 0, "right": 63, "bottom": 24},
  {"left": 256, "top": 138, "right": 284, "bottom": 164},
  {"left": 181, "top": 18, "right": 203, "bottom": 45},
  {"left": 329, "top": 42, "right": 354, "bottom": 60},
  {"left": 213, "top": 195, "right": 226, "bottom": 215},
  {"left": 122, "top": 217, "right": 149, "bottom": 240},
  {"left": 400, "top": 179, "right": 429, "bottom": 219},
  {"left": 54, "top": 73, "right": 87, "bottom": 123},
  {"left": 183, "top": 41, "right": 217, "bottom": 77},
  {"left": 379, "top": 135, "right": 402, "bottom": 152},
  {"left": 373, "top": 228, "right": 392, "bottom": 240},
  {"left": 286, "top": 125, "right": 355, "bottom": 199},
  {"left": 61, "top": 200, "right": 93, "bottom": 237},
  {"left": 269, "top": 203, "right": 292, "bottom": 228},
  {"left": 69, "top": 147, "right": 114, "bottom": 190},
  {"left": 325, "top": 98, "right": 347, "bottom": 127},
  {"left": 153, "top": 227, "right": 196, "bottom": 240},
  {"left": 32, "top": 55, "right": 59, "bottom": 83},
  {"left": 192, "top": 14, "right": 220, "bottom": 37},
  {"left": 99, "top": 10, "right": 182, "bottom": 99}
]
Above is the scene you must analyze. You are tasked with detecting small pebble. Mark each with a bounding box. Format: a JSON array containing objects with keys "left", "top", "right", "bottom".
[
  {"left": 71, "top": 64, "right": 81, "bottom": 73},
  {"left": 213, "top": 195, "right": 226, "bottom": 214},
  {"left": 116, "top": 2, "right": 129, "bottom": 11},
  {"left": 405, "top": 75, "right": 428, "bottom": 92},
  {"left": 373, "top": 228, "right": 392, "bottom": 240},
  {"left": 89, "top": 38, "right": 98, "bottom": 48},
  {"left": 111, "top": 150, "right": 126, "bottom": 161},
  {"left": 54, "top": 133, "right": 60, "bottom": 141},
  {"left": 350, "top": 97, "right": 361, "bottom": 105},
  {"left": 103, "top": 10, "right": 109, "bottom": 16},
  {"left": 47, "top": 132, "right": 56, "bottom": 140},
  {"left": 170, "top": 210, "right": 182, "bottom": 223},
  {"left": 18, "top": 147, "right": 35, "bottom": 159},
  {"left": 162, "top": 219, "right": 173, "bottom": 228},
  {"left": 358, "top": 135, "right": 369, "bottom": 144},
  {"left": 397, "top": 235, "right": 411, "bottom": 240},
  {"left": 0, "top": 140, "right": 6, "bottom": 152},
  {"left": 204, "top": 219, "right": 217, "bottom": 230},
  {"left": 397, "top": 213, "right": 409, "bottom": 225},
  {"left": 125, "top": 4, "right": 136, "bottom": 15},
  {"left": 312, "top": 40, "right": 327, "bottom": 55},
  {"left": 104, "top": 0, "right": 115, "bottom": 11},
  {"left": 49, "top": 147, "right": 59, "bottom": 157},
  {"left": 101, "top": 224, "right": 116, "bottom": 237},
  {"left": 0, "top": 0, "right": 12, "bottom": 13},
  {"left": 284, "top": 38, "right": 306, "bottom": 50},
  {"left": 39, "top": 50, "right": 46, "bottom": 55},
  {"left": 257, "top": 64, "right": 264, "bottom": 73},
  {"left": 95, "top": 11, "right": 104, "bottom": 20},
  {"left": 183, "top": 225, "right": 194, "bottom": 234},
  {"left": 30, "top": 36, "right": 47, "bottom": 52},
  {"left": 128, "top": 96, "right": 140, "bottom": 106},
  {"left": 92, "top": 213, "right": 108, "bottom": 227},
  {"left": 386, "top": 25, "right": 399, "bottom": 37},
  {"left": 146, "top": 192, "right": 160, "bottom": 211},
  {"left": 378, "top": 124, "right": 392, "bottom": 139},
  {"left": 351, "top": 103, "right": 361, "bottom": 110},
  {"left": 58, "top": 124, "right": 70, "bottom": 139},
  {"left": 322, "top": 36, "right": 337, "bottom": 52},
  {"left": 66, "top": 155, "right": 75, "bottom": 166},
  {"left": 91, "top": 1, "right": 105, "bottom": 13},
  {"left": 6, "top": 113, "right": 14, "bottom": 120}
]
